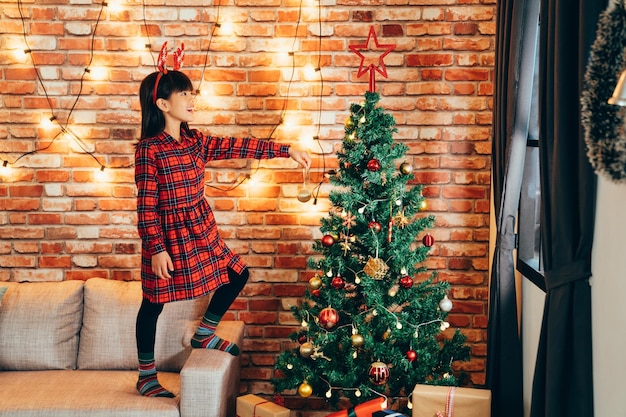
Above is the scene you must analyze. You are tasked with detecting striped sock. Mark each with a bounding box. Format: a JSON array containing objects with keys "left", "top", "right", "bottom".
[
  {"left": 137, "top": 352, "right": 175, "bottom": 398},
  {"left": 191, "top": 311, "right": 240, "bottom": 356}
]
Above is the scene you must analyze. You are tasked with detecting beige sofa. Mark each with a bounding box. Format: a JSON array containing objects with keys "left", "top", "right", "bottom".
[{"left": 0, "top": 278, "right": 244, "bottom": 417}]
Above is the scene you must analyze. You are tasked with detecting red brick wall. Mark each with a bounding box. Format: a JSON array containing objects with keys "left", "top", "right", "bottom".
[{"left": 0, "top": 0, "right": 494, "bottom": 410}]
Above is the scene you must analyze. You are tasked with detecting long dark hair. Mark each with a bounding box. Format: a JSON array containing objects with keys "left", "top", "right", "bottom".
[{"left": 139, "top": 70, "right": 194, "bottom": 140}]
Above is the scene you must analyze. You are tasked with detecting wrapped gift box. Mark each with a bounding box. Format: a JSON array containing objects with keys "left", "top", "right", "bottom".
[
  {"left": 412, "top": 384, "right": 491, "bottom": 417},
  {"left": 325, "top": 397, "right": 386, "bottom": 417},
  {"left": 236, "top": 394, "right": 290, "bottom": 417}
]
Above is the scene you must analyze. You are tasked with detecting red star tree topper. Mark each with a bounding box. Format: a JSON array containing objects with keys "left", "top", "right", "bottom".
[{"left": 348, "top": 26, "right": 396, "bottom": 92}]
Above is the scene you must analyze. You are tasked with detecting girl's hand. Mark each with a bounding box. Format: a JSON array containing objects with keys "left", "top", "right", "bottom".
[
  {"left": 151, "top": 251, "right": 174, "bottom": 279},
  {"left": 288, "top": 147, "right": 311, "bottom": 169}
]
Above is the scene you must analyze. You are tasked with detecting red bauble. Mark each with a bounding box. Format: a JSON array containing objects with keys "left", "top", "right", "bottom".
[
  {"left": 319, "top": 307, "right": 339, "bottom": 329},
  {"left": 368, "top": 221, "right": 382, "bottom": 233},
  {"left": 321, "top": 234, "right": 335, "bottom": 247},
  {"left": 406, "top": 349, "right": 417, "bottom": 362},
  {"left": 366, "top": 159, "right": 381, "bottom": 172},
  {"left": 399, "top": 275, "right": 414, "bottom": 289},
  {"left": 311, "top": 289, "right": 321, "bottom": 297},
  {"left": 298, "top": 334, "right": 308, "bottom": 344},
  {"left": 368, "top": 361, "right": 390, "bottom": 385},
  {"left": 422, "top": 233, "right": 435, "bottom": 247},
  {"left": 331, "top": 276, "right": 345, "bottom": 289}
]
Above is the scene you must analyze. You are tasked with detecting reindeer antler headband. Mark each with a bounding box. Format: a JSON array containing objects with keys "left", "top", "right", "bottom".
[{"left": 152, "top": 41, "right": 185, "bottom": 103}]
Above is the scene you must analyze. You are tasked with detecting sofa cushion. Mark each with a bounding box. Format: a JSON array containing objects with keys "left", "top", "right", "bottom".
[
  {"left": 77, "top": 278, "right": 210, "bottom": 372},
  {"left": 0, "top": 370, "right": 180, "bottom": 417},
  {"left": 0, "top": 280, "right": 84, "bottom": 371}
]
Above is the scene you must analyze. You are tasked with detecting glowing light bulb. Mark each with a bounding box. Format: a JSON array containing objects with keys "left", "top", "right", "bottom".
[
  {"left": 287, "top": 363, "right": 293, "bottom": 370},
  {"left": 218, "top": 22, "right": 234, "bottom": 36},
  {"left": 15, "top": 48, "right": 31, "bottom": 62},
  {"left": 132, "top": 37, "right": 149, "bottom": 51},
  {"left": 355, "top": 389, "right": 362, "bottom": 397},
  {"left": 0, "top": 161, "right": 13, "bottom": 181},
  {"left": 325, "top": 389, "right": 332, "bottom": 398},
  {"left": 107, "top": 0, "right": 123, "bottom": 12},
  {"left": 41, "top": 115, "right": 57, "bottom": 129},
  {"left": 88, "top": 66, "right": 108, "bottom": 81},
  {"left": 303, "top": 64, "right": 317, "bottom": 80},
  {"left": 276, "top": 51, "right": 291, "bottom": 66},
  {"left": 94, "top": 166, "right": 108, "bottom": 182}
]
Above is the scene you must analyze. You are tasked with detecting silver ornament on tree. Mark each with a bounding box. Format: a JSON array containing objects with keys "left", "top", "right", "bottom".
[{"left": 439, "top": 295, "right": 453, "bottom": 312}]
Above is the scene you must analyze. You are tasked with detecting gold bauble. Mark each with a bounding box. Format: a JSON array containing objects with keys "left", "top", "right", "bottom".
[
  {"left": 299, "top": 342, "right": 314, "bottom": 357},
  {"left": 298, "top": 381, "right": 313, "bottom": 398},
  {"left": 309, "top": 276, "right": 322, "bottom": 290},
  {"left": 351, "top": 333, "right": 364, "bottom": 347},
  {"left": 399, "top": 161, "right": 413, "bottom": 175}
]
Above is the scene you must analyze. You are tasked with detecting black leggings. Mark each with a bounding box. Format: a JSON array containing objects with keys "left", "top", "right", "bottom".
[{"left": 136, "top": 267, "right": 249, "bottom": 353}]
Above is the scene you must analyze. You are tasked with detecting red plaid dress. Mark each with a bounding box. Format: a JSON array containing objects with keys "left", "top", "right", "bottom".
[{"left": 135, "top": 129, "right": 290, "bottom": 303}]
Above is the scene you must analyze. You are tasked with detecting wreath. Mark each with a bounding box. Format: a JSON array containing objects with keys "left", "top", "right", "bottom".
[{"left": 581, "top": 0, "right": 626, "bottom": 182}]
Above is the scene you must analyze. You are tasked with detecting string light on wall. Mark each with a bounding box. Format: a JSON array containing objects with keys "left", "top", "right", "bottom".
[
  {"left": 5, "top": 0, "right": 328, "bottom": 195},
  {"left": 3, "top": 0, "right": 114, "bottom": 177}
]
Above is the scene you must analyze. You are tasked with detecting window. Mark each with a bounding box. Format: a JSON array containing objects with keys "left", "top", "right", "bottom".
[{"left": 515, "top": 4, "right": 545, "bottom": 291}]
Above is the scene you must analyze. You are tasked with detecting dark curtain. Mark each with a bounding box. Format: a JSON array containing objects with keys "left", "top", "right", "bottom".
[
  {"left": 486, "top": 0, "right": 538, "bottom": 415},
  {"left": 530, "top": 0, "right": 605, "bottom": 416}
]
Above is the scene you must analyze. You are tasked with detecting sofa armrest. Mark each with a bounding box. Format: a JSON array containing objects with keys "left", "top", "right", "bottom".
[{"left": 179, "top": 321, "right": 244, "bottom": 417}]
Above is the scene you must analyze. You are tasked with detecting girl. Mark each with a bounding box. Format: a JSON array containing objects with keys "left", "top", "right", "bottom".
[{"left": 134, "top": 68, "right": 311, "bottom": 398}]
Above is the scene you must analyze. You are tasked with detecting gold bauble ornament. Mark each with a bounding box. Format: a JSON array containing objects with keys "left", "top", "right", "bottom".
[
  {"left": 399, "top": 161, "right": 413, "bottom": 175},
  {"left": 351, "top": 333, "right": 364, "bottom": 347},
  {"left": 298, "top": 381, "right": 313, "bottom": 397},
  {"left": 299, "top": 342, "right": 314, "bottom": 357},
  {"left": 309, "top": 276, "right": 322, "bottom": 290}
]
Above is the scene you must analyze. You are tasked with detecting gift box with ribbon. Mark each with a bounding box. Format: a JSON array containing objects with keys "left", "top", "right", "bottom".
[
  {"left": 411, "top": 384, "right": 491, "bottom": 417},
  {"left": 236, "top": 394, "right": 290, "bottom": 417},
  {"left": 324, "top": 397, "right": 386, "bottom": 417}
]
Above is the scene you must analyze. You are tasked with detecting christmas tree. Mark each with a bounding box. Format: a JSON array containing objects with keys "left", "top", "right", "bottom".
[{"left": 272, "top": 91, "right": 469, "bottom": 410}]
